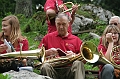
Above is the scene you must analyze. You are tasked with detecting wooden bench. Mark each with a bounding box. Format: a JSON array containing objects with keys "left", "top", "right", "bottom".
[{"left": 85, "top": 70, "right": 99, "bottom": 79}]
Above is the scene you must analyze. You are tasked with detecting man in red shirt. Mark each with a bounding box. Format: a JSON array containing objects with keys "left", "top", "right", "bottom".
[
  {"left": 38, "top": 13, "right": 85, "bottom": 79},
  {"left": 44, "top": 0, "right": 78, "bottom": 33}
]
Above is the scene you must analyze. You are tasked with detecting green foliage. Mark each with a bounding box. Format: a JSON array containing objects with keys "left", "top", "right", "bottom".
[
  {"left": 33, "top": 69, "right": 41, "bottom": 74},
  {"left": 23, "top": 11, "right": 47, "bottom": 35},
  {"left": 0, "top": 0, "right": 15, "bottom": 17},
  {"left": 89, "top": 38, "right": 99, "bottom": 47},
  {"left": 0, "top": 74, "right": 11, "bottom": 79},
  {"left": 98, "top": 0, "right": 120, "bottom": 16},
  {"left": 84, "top": 62, "right": 99, "bottom": 70},
  {"left": 32, "top": 0, "right": 45, "bottom": 8},
  {"left": 77, "top": 33, "right": 100, "bottom": 50},
  {"left": 95, "top": 20, "right": 107, "bottom": 36},
  {"left": 77, "top": 9, "right": 95, "bottom": 19},
  {"left": 0, "top": 0, "right": 120, "bottom": 18},
  {"left": 78, "top": 33, "right": 90, "bottom": 41},
  {"left": 22, "top": 32, "right": 40, "bottom": 50}
]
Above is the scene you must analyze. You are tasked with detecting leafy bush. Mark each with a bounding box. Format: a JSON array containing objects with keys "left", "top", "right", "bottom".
[
  {"left": 0, "top": 74, "right": 11, "bottom": 79},
  {"left": 23, "top": 11, "right": 47, "bottom": 35},
  {"left": 0, "top": 0, "right": 15, "bottom": 17}
]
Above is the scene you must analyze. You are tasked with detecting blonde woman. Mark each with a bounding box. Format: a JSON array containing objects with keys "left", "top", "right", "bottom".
[
  {"left": 0, "top": 15, "right": 29, "bottom": 73},
  {"left": 98, "top": 25, "right": 120, "bottom": 79},
  {"left": 0, "top": 15, "right": 29, "bottom": 53}
]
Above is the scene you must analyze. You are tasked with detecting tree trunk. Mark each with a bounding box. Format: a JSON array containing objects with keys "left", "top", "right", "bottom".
[{"left": 15, "top": 0, "right": 32, "bottom": 17}]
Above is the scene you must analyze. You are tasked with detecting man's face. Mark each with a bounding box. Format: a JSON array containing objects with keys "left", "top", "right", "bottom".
[
  {"left": 109, "top": 18, "right": 120, "bottom": 30},
  {"left": 55, "top": 16, "right": 69, "bottom": 36}
]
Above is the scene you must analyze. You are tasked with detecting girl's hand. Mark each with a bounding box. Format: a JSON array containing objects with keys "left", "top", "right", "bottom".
[
  {"left": 0, "top": 44, "right": 8, "bottom": 52},
  {"left": 106, "top": 33, "right": 113, "bottom": 43}
]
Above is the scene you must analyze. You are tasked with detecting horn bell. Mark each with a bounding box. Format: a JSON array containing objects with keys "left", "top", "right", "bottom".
[{"left": 81, "top": 41, "right": 120, "bottom": 69}]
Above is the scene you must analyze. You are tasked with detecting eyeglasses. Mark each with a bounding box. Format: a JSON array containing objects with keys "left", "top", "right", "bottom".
[
  {"left": 109, "top": 23, "right": 119, "bottom": 26},
  {"left": 111, "top": 32, "right": 119, "bottom": 35}
]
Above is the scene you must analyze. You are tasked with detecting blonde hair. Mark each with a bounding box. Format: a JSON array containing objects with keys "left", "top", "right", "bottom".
[
  {"left": 102, "top": 25, "right": 120, "bottom": 48},
  {"left": 2, "top": 15, "right": 24, "bottom": 44}
]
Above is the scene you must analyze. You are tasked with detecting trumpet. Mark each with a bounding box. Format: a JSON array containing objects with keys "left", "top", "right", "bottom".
[
  {"left": 58, "top": 2, "right": 80, "bottom": 13},
  {"left": 48, "top": 2, "right": 80, "bottom": 20}
]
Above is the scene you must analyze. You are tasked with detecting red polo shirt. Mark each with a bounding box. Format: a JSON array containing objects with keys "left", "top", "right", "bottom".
[
  {"left": 0, "top": 39, "right": 29, "bottom": 54},
  {"left": 44, "top": 0, "right": 63, "bottom": 12},
  {"left": 38, "top": 31, "right": 82, "bottom": 55},
  {"left": 44, "top": 0, "right": 72, "bottom": 33},
  {"left": 98, "top": 38, "right": 107, "bottom": 55}
]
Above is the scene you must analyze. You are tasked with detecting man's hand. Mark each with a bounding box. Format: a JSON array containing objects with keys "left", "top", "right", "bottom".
[
  {"left": 45, "top": 48, "right": 59, "bottom": 58},
  {"left": 46, "top": 9, "right": 56, "bottom": 20},
  {"left": 70, "top": 4, "right": 80, "bottom": 24},
  {"left": 66, "top": 51, "right": 75, "bottom": 57},
  {"left": 71, "top": 4, "right": 79, "bottom": 15}
]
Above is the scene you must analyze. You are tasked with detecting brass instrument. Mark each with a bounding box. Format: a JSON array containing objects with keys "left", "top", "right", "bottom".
[
  {"left": 40, "top": 41, "right": 120, "bottom": 69},
  {"left": 110, "top": 45, "right": 120, "bottom": 66},
  {"left": 81, "top": 42, "right": 120, "bottom": 69},
  {"left": 40, "top": 41, "right": 98, "bottom": 68},
  {"left": 0, "top": 44, "right": 45, "bottom": 59},
  {"left": 0, "top": 45, "right": 45, "bottom": 71},
  {"left": 43, "top": 53, "right": 85, "bottom": 68},
  {"left": 48, "top": 2, "right": 80, "bottom": 20},
  {"left": 58, "top": 2, "right": 80, "bottom": 13}
]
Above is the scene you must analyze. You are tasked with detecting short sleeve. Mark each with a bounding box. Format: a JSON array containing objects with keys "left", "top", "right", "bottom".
[
  {"left": 44, "top": 0, "right": 56, "bottom": 11},
  {"left": 98, "top": 43, "right": 107, "bottom": 55},
  {"left": 21, "top": 39, "right": 29, "bottom": 51}
]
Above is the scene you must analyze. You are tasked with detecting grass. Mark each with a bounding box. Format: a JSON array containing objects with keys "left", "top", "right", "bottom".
[
  {"left": 0, "top": 74, "right": 11, "bottom": 79},
  {"left": 22, "top": 31, "right": 40, "bottom": 50}
]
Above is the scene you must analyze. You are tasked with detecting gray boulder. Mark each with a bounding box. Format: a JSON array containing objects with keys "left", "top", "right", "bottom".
[{"left": 3, "top": 70, "right": 52, "bottom": 79}]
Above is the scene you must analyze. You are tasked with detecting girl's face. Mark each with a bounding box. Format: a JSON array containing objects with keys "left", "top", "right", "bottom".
[
  {"left": 110, "top": 29, "right": 119, "bottom": 43},
  {"left": 2, "top": 20, "right": 11, "bottom": 36}
]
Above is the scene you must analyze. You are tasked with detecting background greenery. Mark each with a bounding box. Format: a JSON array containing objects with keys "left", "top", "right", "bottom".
[{"left": 0, "top": 0, "right": 120, "bottom": 18}]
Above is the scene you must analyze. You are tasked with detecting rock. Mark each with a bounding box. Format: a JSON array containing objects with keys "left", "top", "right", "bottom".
[
  {"left": 72, "top": 14, "right": 95, "bottom": 33},
  {"left": 3, "top": 70, "right": 52, "bottom": 79},
  {"left": 72, "top": 4, "right": 115, "bottom": 33},
  {"left": 80, "top": 4, "right": 115, "bottom": 22},
  {"left": 89, "top": 32, "right": 100, "bottom": 39}
]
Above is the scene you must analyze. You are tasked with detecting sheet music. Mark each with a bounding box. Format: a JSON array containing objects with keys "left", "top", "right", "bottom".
[
  {"left": 57, "top": 48, "right": 66, "bottom": 56},
  {"left": 4, "top": 39, "right": 11, "bottom": 53},
  {"left": 8, "top": 42, "right": 16, "bottom": 52}
]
